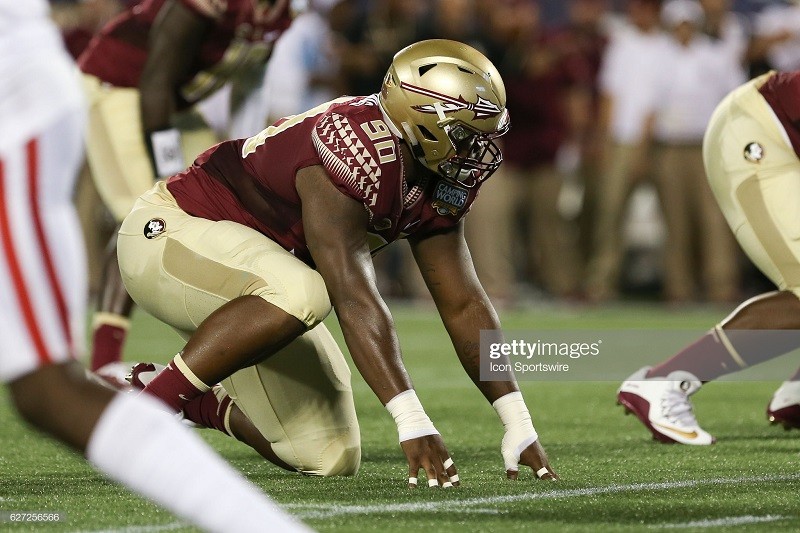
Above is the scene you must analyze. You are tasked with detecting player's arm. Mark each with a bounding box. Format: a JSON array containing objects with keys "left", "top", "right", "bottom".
[
  {"left": 409, "top": 222, "right": 557, "bottom": 480},
  {"left": 139, "top": 0, "right": 212, "bottom": 178},
  {"left": 295, "top": 165, "right": 457, "bottom": 489}
]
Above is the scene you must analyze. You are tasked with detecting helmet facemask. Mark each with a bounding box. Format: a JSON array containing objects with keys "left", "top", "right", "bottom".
[{"left": 436, "top": 111, "right": 509, "bottom": 188}]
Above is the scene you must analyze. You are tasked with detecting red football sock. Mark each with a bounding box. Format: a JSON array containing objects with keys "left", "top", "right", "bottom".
[
  {"left": 648, "top": 327, "right": 800, "bottom": 382},
  {"left": 90, "top": 314, "right": 130, "bottom": 371},
  {"left": 647, "top": 329, "right": 740, "bottom": 381},
  {"left": 142, "top": 355, "right": 210, "bottom": 412},
  {"left": 183, "top": 388, "right": 233, "bottom": 436}
]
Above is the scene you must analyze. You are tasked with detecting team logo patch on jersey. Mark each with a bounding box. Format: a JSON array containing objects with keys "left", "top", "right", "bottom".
[
  {"left": 743, "top": 142, "right": 764, "bottom": 163},
  {"left": 432, "top": 181, "right": 468, "bottom": 216},
  {"left": 144, "top": 218, "right": 166, "bottom": 239}
]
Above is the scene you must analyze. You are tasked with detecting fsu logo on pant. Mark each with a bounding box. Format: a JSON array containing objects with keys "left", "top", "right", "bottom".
[
  {"left": 144, "top": 218, "right": 166, "bottom": 239},
  {"left": 743, "top": 142, "right": 764, "bottom": 163}
]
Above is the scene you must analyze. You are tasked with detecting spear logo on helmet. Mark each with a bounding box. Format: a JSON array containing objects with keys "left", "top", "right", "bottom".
[{"left": 401, "top": 82, "right": 502, "bottom": 120}]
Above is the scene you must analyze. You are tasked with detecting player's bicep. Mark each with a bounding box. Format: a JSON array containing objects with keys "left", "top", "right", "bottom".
[{"left": 296, "top": 165, "right": 378, "bottom": 300}]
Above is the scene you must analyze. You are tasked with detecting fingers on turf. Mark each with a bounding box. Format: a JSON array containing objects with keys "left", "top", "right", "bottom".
[
  {"left": 536, "top": 466, "right": 558, "bottom": 481},
  {"left": 444, "top": 457, "right": 459, "bottom": 487},
  {"left": 506, "top": 466, "right": 558, "bottom": 481}
]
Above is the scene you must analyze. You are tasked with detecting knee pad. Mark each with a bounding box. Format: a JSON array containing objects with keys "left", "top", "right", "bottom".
[{"left": 286, "top": 427, "right": 361, "bottom": 477}]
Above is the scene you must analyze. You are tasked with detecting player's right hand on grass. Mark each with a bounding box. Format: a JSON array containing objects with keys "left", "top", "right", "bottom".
[
  {"left": 401, "top": 433, "right": 459, "bottom": 488},
  {"left": 507, "top": 438, "right": 558, "bottom": 481},
  {"left": 493, "top": 392, "right": 557, "bottom": 481}
]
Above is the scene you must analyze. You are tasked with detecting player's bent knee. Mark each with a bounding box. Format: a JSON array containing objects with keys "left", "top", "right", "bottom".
[
  {"left": 294, "top": 430, "right": 361, "bottom": 477},
  {"left": 297, "top": 268, "right": 332, "bottom": 326},
  {"left": 259, "top": 268, "right": 331, "bottom": 328}
]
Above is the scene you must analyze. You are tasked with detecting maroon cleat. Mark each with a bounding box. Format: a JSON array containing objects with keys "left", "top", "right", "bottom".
[{"left": 767, "top": 381, "right": 800, "bottom": 430}]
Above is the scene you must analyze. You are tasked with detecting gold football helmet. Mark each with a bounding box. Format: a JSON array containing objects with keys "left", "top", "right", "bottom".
[{"left": 379, "top": 39, "right": 509, "bottom": 187}]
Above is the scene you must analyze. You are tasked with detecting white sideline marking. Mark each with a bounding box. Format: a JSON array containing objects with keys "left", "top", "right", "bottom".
[
  {"left": 655, "top": 515, "right": 790, "bottom": 529},
  {"left": 289, "top": 474, "right": 800, "bottom": 519}
]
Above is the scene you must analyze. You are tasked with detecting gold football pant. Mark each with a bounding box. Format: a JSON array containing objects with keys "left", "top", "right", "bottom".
[
  {"left": 704, "top": 72, "right": 800, "bottom": 298},
  {"left": 118, "top": 182, "right": 361, "bottom": 476}
]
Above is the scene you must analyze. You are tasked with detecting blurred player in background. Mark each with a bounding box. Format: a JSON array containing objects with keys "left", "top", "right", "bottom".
[
  {"left": 618, "top": 70, "right": 800, "bottom": 445},
  {"left": 116, "top": 39, "right": 557, "bottom": 486},
  {"left": 77, "top": 0, "right": 297, "bottom": 372},
  {"left": 0, "top": 1, "right": 309, "bottom": 530}
]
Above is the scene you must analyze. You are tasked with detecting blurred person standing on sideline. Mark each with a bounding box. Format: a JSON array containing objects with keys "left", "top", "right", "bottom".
[
  {"left": 651, "top": 0, "right": 743, "bottom": 303},
  {"left": 466, "top": 0, "right": 586, "bottom": 304},
  {"left": 585, "top": 0, "right": 669, "bottom": 302},
  {"left": 699, "top": 0, "right": 749, "bottom": 75},
  {"left": 548, "top": 0, "right": 611, "bottom": 267},
  {"left": 261, "top": 0, "right": 343, "bottom": 123},
  {"left": 748, "top": 0, "right": 800, "bottom": 75}
]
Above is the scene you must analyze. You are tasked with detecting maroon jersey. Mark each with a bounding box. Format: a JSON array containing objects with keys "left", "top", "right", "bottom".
[
  {"left": 759, "top": 71, "right": 800, "bottom": 158},
  {"left": 166, "top": 95, "right": 479, "bottom": 266},
  {"left": 78, "top": 0, "right": 293, "bottom": 106}
]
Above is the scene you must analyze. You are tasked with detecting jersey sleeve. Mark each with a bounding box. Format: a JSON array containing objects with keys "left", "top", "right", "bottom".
[
  {"left": 311, "top": 104, "right": 403, "bottom": 221},
  {"left": 178, "top": 0, "right": 227, "bottom": 20}
]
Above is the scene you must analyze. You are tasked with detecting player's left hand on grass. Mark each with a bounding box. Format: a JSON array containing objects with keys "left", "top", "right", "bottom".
[
  {"left": 401, "top": 434, "right": 460, "bottom": 489},
  {"left": 506, "top": 439, "right": 557, "bottom": 481}
]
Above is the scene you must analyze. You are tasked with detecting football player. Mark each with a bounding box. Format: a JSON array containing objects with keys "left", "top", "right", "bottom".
[
  {"left": 618, "top": 70, "right": 800, "bottom": 444},
  {"left": 117, "top": 39, "right": 557, "bottom": 485},
  {"left": 77, "top": 0, "right": 296, "bottom": 372},
  {"left": 0, "top": 1, "right": 308, "bottom": 530}
]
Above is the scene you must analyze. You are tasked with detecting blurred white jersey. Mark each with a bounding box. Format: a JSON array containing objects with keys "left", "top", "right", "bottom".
[
  {"left": 0, "top": 0, "right": 84, "bottom": 154},
  {"left": 0, "top": 0, "right": 87, "bottom": 381},
  {"left": 0, "top": 0, "right": 49, "bottom": 26}
]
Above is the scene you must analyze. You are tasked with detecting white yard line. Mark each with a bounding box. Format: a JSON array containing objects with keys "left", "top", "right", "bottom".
[
  {"left": 287, "top": 473, "right": 800, "bottom": 519},
  {"left": 72, "top": 522, "right": 185, "bottom": 533},
  {"left": 66, "top": 473, "right": 800, "bottom": 530},
  {"left": 655, "top": 515, "right": 790, "bottom": 529}
]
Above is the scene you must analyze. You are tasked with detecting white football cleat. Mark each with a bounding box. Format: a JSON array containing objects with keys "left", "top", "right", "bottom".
[
  {"left": 90, "top": 362, "right": 137, "bottom": 392},
  {"left": 767, "top": 380, "right": 800, "bottom": 430},
  {"left": 617, "top": 367, "right": 715, "bottom": 445}
]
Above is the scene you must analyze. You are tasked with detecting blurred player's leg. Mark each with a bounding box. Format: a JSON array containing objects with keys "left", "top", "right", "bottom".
[
  {"left": 9, "top": 363, "right": 311, "bottom": 532},
  {"left": 82, "top": 77, "right": 150, "bottom": 369},
  {"left": 618, "top": 74, "right": 800, "bottom": 443},
  {"left": 82, "top": 76, "right": 217, "bottom": 370}
]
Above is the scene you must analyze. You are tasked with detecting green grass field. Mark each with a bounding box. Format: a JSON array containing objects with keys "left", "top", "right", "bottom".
[{"left": 1, "top": 303, "right": 798, "bottom": 532}]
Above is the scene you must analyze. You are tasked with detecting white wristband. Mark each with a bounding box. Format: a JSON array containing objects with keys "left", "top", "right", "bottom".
[
  {"left": 386, "top": 390, "right": 439, "bottom": 443},
  {"left": 149, "top": 128, "right": 184, "bottom": 178},
  {"left": 493, "top": 391, "right": 538, "bottom": 470}
]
